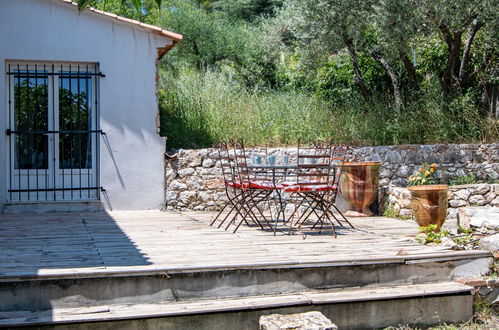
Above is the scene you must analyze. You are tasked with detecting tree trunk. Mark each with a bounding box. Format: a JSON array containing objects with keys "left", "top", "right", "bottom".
[
  {"left": 439, "top": 24, "right": 462, "bottom": 96},
  {"left": 372, "top": 52, "right": 402, "bottom": 112},
  {"left": 458, "top": 21, "right": 483, "bottom": 90},
  {"left": 399, "top": 51, "right": 419, "bottom": 91},
  {"left": 344, "top": 38, "right": 371, "bottom": 104}
]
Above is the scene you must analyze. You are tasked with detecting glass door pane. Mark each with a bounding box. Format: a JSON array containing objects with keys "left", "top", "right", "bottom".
[
  {"left": 56, "top": 65, "right": 97, "bottom": 201},
  {"left": 14, "top": 69, "right": 49, "bottom": 170},
  {"left": 10, "top": 65, "right": 51, "bottom": 202},
  {"left": 58, "top": 73, "right": 92, "bottom": 170}
]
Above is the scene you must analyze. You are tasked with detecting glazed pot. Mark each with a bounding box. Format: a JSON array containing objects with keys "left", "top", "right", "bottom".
[
  {"left": 339, "top": 162, "right": 380, "bottom": 217},
  {"left": 408, "top": 185, "right": 448, "bottom": 229}
]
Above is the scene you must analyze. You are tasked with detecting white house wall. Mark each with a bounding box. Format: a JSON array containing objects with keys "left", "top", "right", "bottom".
[{"left": 0, "top": 0, "right": 172, "bottom": 210}]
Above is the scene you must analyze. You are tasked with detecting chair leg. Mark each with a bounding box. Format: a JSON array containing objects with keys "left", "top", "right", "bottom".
[
  {"left": 210, "top": 199, "right": 231, "bottom": 226},
  {"left": 329, "top": 204, "right": 355, "bottom": 229}
]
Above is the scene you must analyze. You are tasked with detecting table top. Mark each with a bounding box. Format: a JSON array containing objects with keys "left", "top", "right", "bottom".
[
  {"left": 247, "top": 164, "right": 343, "bottom": 169},
  {"left": 247, "top": 164, "right": 296, "bottom": 170}
]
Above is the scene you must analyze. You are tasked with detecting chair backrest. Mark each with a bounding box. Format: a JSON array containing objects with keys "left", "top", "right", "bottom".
[
  {"left": 295, "top": 140, "right": 333, "bottom": 187},
  {"left": 215, "top": 141, "right": 238, "bottom": 189},
  {"left": 231, "top": 140, "right": 251, "bottom": 186},
  {"left": 232, "top": 140, "right": 272, "bottom": 185},
  {"left": 330, "top": 145, "right": 350, "bottom": 186}
]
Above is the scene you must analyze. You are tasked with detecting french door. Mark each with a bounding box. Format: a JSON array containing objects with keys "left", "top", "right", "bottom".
[{"left": 6, "top": 62, "right": 101, "bottom": 202}]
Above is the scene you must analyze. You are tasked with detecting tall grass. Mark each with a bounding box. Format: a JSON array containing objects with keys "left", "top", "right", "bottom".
[{"left": 159, "top": 66, "right": 498, "bottom": 148}]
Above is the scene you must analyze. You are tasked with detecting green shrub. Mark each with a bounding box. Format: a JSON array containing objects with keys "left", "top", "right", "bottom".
[
  {"left": 450, "top": 175, "right": 479, "bottom": 186},
  {"left": 159, "top": 64, "right": 498, "bottom": 148}
]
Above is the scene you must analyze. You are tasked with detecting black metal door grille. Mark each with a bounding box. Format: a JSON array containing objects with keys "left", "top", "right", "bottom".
[{"left": 6, "top": 62, "right": 102, "bottom": 202}]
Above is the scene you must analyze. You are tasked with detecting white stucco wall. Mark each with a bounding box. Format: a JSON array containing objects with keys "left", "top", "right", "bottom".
[{"left": 0, "top": 0, "right": 173, "bottom": 210}]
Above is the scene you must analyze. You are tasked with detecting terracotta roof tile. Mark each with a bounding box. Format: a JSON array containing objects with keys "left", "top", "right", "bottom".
[{"left": 57, "top": 0, "right": 182, "bottom": 42}]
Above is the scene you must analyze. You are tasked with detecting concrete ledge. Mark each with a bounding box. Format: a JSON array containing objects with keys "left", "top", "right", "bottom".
[
  {"left": 3, "top": 201, "right": 104, "bottom": 214},
  {"left": 0, "top": 256, "right": 490, "bottom": 312},
  {"left": 0, "top": 282, "right": 473, "bottom": 329}
]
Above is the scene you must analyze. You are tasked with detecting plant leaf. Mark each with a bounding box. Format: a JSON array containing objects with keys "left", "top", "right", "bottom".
[
  {"left": 76, "top": 0, "right": 92, "bottom": 11},
  {"left": 155, "top": 0, "right": 162, "bottom": 9},
  {"left": 132, "top": 0, "right": 142, "bottom": 11}
]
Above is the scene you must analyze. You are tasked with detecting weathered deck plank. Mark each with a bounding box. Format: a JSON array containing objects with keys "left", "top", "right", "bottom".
[{"left": 0, "top": 210, "right": 490, "bottom": 279}]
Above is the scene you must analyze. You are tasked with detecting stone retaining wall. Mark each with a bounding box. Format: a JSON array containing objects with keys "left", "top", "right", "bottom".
[
  {"left": 381, "top": 184, "right": 499, "bottom": 220},
  {"left": 164, "top": 143, "right": 498, "bottom": 211}
]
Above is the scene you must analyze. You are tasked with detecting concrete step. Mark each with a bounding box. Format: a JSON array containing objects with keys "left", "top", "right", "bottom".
[
  {"left": 0, "top": 282, "right": 474, "bottom": 329},
  {"left": 0, "top": 252, "right": 491, "bottom": 313},
  {"left": 3, "top": 201, "right": 103, "bottom": 214}
]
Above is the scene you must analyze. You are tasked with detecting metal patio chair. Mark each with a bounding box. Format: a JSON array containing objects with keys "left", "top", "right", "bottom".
[
  {"left": 327, "top": 145, "right": 355, "bottom": 229},
  {"left": 284, "top": 141, "right": 339, "bottom": 237},
  {"left": 210, "top": 142, "right": 248, "bottom": 229},
  {"left": 227, "top": 140, "right": 282, "bottom": 233}
]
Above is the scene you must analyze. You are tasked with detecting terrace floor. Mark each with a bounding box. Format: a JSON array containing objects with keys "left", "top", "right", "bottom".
[{"left": 0, "top": 210, "right": 490, "bottom": 280}]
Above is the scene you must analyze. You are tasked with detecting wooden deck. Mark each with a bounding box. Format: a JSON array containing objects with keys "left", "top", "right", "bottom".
[{"left": 0, "top": 210, "right": 489, "bottom": 279}]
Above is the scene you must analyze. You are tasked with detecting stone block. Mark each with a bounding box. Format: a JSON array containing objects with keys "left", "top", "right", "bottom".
[
  {"left": 485, "top": 192, "right": 497, "bottom": 203},
  {"left": 479, "top": 234, "right": 499, "bottom": 252},
  {"left": 169, "top": 180, "right": 188, "bottom": 191},
  {"left": 259, "top": 312, "right": 337, "bottom": 330},
  {"left": 205, "top": 177, "right": 225, "bottom": 189},
  {"left": 386, "top": 150, "right": 402, "bottom": 163},
  {"left": 449, "top": 199, "right": 468, "bottom": 208},
  {"left": 458, "top": 207, "right": 499, "bottom": 230},
  {"left": 178, "top": 168, "right": 196, "bottom": 178},
  {"left": 395, "top": 165, "right": 411, "bottom": 177},
  {"left": 453, "top": 189, "right": 471, "bottom": 201},
  {"left": 474, "top": 184, "right": 491, "bottom": 195},
  {"left": 179, "top": 191, "right": 197, "bottom": 204},
  {"left": 165, "top": 191, "right": 178, "bottom": 203},
  {"left": 202, "top": 158, "right": 216, "bottom": 168},
  {"left": 469, "top": 195, "right": 487, "bottom": 206},
  {"left": 197, "top": 191, "right": 212, "bottom": 202}
]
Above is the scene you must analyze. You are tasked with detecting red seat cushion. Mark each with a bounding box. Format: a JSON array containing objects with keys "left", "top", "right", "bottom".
[
  {"left": 249, "top": 181, "right": 282, "bottom": 190},
  {"left": 285, "top": 184, "right": 337, "bottom": 192},
  {"left": 226, "top": 181, "right": 243, "bottom": 189},
  {"left": 281, "top": 179, "right": 314, "bottom": 186}
]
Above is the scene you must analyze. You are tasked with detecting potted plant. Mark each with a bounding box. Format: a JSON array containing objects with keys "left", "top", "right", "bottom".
[{"left": 407, "top": 163, "right": 448, "bottom": 230}]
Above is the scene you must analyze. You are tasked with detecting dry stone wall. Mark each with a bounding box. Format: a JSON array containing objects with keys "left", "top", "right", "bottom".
[
  {"left": 382, "top": 184, "right": 499, "bottom": 220},
  {"left": 164, "top": 143, "right": 499, "bottom": 212}
]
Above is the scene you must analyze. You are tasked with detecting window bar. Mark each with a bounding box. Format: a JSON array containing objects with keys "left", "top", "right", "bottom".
[
  {"left": 44, "top": 64, "right": 48, "bottom": 201},
  {"left": 25, "top": 64, "right": 31, "bottom": 200},
  {"left": 69, "top": 64, "right": 74, "bottom": 199},
  {"left": 35, "top": 64, "right": 39, "bottom": 200},
  {"left": 17, "top": 64, "right": 21, "bottom": 201},
  {"left": 95, "top": 63, "right": 101, "bottom": 200},
  {"left": 77, "top": 64, "right": 82, "bottom": 199},
  {"left": 8, "top": 64, "right": 12, "bottom": 201},
  {"left": 52, "top": 63, "right": 57, "bottom": 201},
  {"left": 60, "top": 63, "right": 65, "bottom": 200},
  {"left": 86, "top": 64, "right": 90, "bottom": 199}
]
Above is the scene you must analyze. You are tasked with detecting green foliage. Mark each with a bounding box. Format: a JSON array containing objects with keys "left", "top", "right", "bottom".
[
  {"left": 80, "top": 0, "right": 499, "bottom": 148},
  {"left": 383, "top": 205, "right": 403, "bottom": 219},
  {"left": 416, "top": 225, "right": 450, "bottom": 245},
  {"left": 407, "top": 163, "right": 439, "bottom": 186},
  {"left": 159, "top": 66, "right": 498, "bottom": 148},
  {"left": 450, "top": 175, "right": 478, "bottom": 186},
  {"left": 213, "top": 0, "right": 283, "bottom": 22},
  {"left": 416, "top": 225, "right": 477, "bottom": 248}
]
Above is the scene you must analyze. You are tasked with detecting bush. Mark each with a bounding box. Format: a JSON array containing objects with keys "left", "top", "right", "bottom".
[{"left": 159, "top": 64, "right": 498, "bottom": 149}]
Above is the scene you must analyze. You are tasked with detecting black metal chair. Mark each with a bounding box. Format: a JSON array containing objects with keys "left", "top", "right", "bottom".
[{"left": 284, "top": 141, "right": 339, "bottom": 237}]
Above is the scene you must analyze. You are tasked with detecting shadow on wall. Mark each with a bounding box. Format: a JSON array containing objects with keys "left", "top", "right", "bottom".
[{"left": 0, "top": 211, "right": 151, "bottom": 323}]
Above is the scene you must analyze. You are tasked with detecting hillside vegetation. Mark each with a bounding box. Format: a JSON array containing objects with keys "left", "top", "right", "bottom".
[{"left": 88, "top": 0, "right": 498, "bottom": 147}]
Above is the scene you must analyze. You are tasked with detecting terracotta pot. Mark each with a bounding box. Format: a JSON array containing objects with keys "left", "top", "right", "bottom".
[
  {"left": 408, "top": 185, "right": 448, "bottom": 229},
  {"left": 339, "top": 162, "right": 380, "bottom": 217}
]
